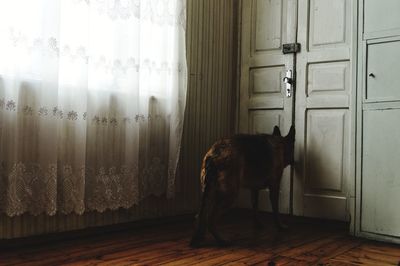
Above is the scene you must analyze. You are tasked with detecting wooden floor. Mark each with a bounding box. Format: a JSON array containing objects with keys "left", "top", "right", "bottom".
[{"left": 0, "top": 210, "right": 399, "bottom": 266}]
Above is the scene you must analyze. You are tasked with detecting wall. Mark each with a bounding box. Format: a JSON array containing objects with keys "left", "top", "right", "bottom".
[{"left": 0, "top": 0, "right": 239, "bottom": 239}]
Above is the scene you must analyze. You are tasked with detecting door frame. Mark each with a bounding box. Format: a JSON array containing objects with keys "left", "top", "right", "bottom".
[{"left": 350, "top": 0, "right": 359, "bottom": 235}]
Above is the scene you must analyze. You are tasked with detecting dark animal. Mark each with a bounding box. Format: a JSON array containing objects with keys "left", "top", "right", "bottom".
[{"left": 190, "top": 125, "right": 295, "bottom": 247}]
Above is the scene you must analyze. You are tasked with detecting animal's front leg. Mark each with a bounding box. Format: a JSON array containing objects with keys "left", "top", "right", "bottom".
[
  {"left": 269, "top": 184, "right": 288, "bottom": 231},
  {"left": 251, "top": 189, "right": 263, "bottom": 230}
]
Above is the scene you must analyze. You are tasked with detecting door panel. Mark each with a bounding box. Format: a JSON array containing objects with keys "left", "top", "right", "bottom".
[
  {"left": 253, "top": 0, "right": 283, "bottom": 52},
  {"left": 294, "top": 0, "right": 355, "bottom": 220},
  {"left": 366, "top": 40, "right": 400, "bottom": 101},
  {"left": 362, "top": 109, "right": 400, "bottom": 237},
  {"left": 238, "top": 0, "right": 297, "bottom": 213},
  {"left": 249, "top": 110, "right": 283, "bottom": 135},
  {"left": 309, "top": 0, "right": 348, "bottom": 48},
  {"left": 307, "top": 61, "right": 350, "bottom": 96},
  {"left": 248, "top": 66, "right": 285, "bottom": 109},
  {"left": 305, "top": 109, "right": 348, "bottom": 192},
  {"left": 303, "top": 109, "right": 350, "bottom": 221},
  {"left": 364, "top": 0, "right": 400, "bottom": 38}
]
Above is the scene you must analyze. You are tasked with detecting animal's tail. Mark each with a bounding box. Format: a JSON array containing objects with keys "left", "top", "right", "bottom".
[
  {"left": 199, "top": 155, "right": 218, "bottom": 214},
  {"left": 203, "top": 155, "right": 218, "bottom": 188},
  {"left": 190, "top": 156, "right": 218, "bottom": 247}
]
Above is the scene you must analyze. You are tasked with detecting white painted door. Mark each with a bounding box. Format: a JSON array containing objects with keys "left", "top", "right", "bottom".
[
  {"left": 238, "top": 0, "right": 297, "bottom": 214},
  {"left": 239, "top": 0, "right": 356, "bottom": 221},
  {"left": 293, "top": 0, "right": 356, "bottom": 221},
  {"left": 356, "top": 0, "right": 400, "bottom": 243}
]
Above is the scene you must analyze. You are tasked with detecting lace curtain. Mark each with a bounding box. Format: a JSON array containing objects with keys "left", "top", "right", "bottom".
[{"left": 0, "top": 0, "right": 187, "bottom": 216}]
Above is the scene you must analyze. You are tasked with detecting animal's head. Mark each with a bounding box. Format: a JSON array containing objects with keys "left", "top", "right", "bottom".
[{"left": 273, "top": 125, "right": 295, "bottom": 167}]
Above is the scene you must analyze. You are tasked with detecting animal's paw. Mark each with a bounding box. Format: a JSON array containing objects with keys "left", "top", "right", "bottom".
[
  {"left": 253, "top": 220, "right": 264, "bottom": 231},
  {"left": 189, "top": 235, "right": 204, "bottom": 248},
  {"left": 277, "top": 223, "right": 289, "bottom": 232},
  {"left": 216, "top": 239, "right": 232, "bottom": 247},
  {"left": 189, "top": 239, "right": 201, "bottom": 248}
]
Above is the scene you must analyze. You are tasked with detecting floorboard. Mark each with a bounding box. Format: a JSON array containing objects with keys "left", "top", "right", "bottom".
[{"left": 0, "top": 210, "right": 399, "bottom": 266}]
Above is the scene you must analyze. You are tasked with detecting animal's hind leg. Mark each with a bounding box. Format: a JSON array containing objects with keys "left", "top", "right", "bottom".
[
  {"left": 190, "top": 186, "right": 215, "bottom": 247},
  {"left": 190, "top": 210, "right": 207, "bottom": 247},
  {"left": 251, "top": 189, "right": 263, "bottom": 230},
  {"left": 208, "top": 199, "right": 232, "bottom": 247}
]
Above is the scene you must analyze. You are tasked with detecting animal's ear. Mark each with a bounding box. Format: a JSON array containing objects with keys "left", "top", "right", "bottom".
[
  {"left": 286, "top": 125, "right": 295, "bottom": 140},
  {"left": 273, "top": 126, "right": 281, "bottom": 136}
]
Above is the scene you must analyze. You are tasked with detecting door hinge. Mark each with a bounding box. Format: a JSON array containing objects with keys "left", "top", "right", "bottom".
[{"left": 282, "top": 43, "right": 301, "bottom": 54}]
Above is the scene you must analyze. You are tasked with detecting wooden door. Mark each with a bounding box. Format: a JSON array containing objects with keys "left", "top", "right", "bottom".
[
  {"left": 357, "top": 0, "right": 400, "bottom": 243},
  {"left": 293, "top": 0, "right": 356, "bottom": 221},
  {"left": 238, "top": 0, "right": 297, "bottom": 214}
]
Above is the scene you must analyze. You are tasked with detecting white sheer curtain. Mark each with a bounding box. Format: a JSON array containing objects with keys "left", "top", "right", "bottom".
[{"left": 0, "top": 0, "right": 187, "bottom": 216}]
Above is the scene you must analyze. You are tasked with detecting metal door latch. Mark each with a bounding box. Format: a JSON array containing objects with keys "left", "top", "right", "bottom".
[
  {"left": 282, "top": 43, "right": 301, "bottom": 54},
  {"left": 283, "top": 70, "right": 293, "bottom": 97}
]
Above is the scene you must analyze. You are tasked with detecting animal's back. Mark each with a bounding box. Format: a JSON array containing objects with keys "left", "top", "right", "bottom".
[{"left": 200, "top": 134, "right": 278, "bottom": 195}]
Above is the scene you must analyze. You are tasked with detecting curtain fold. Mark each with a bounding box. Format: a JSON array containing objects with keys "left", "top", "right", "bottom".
[{"left": 0, "top": 0, "right": 187, "bottom": 216}]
